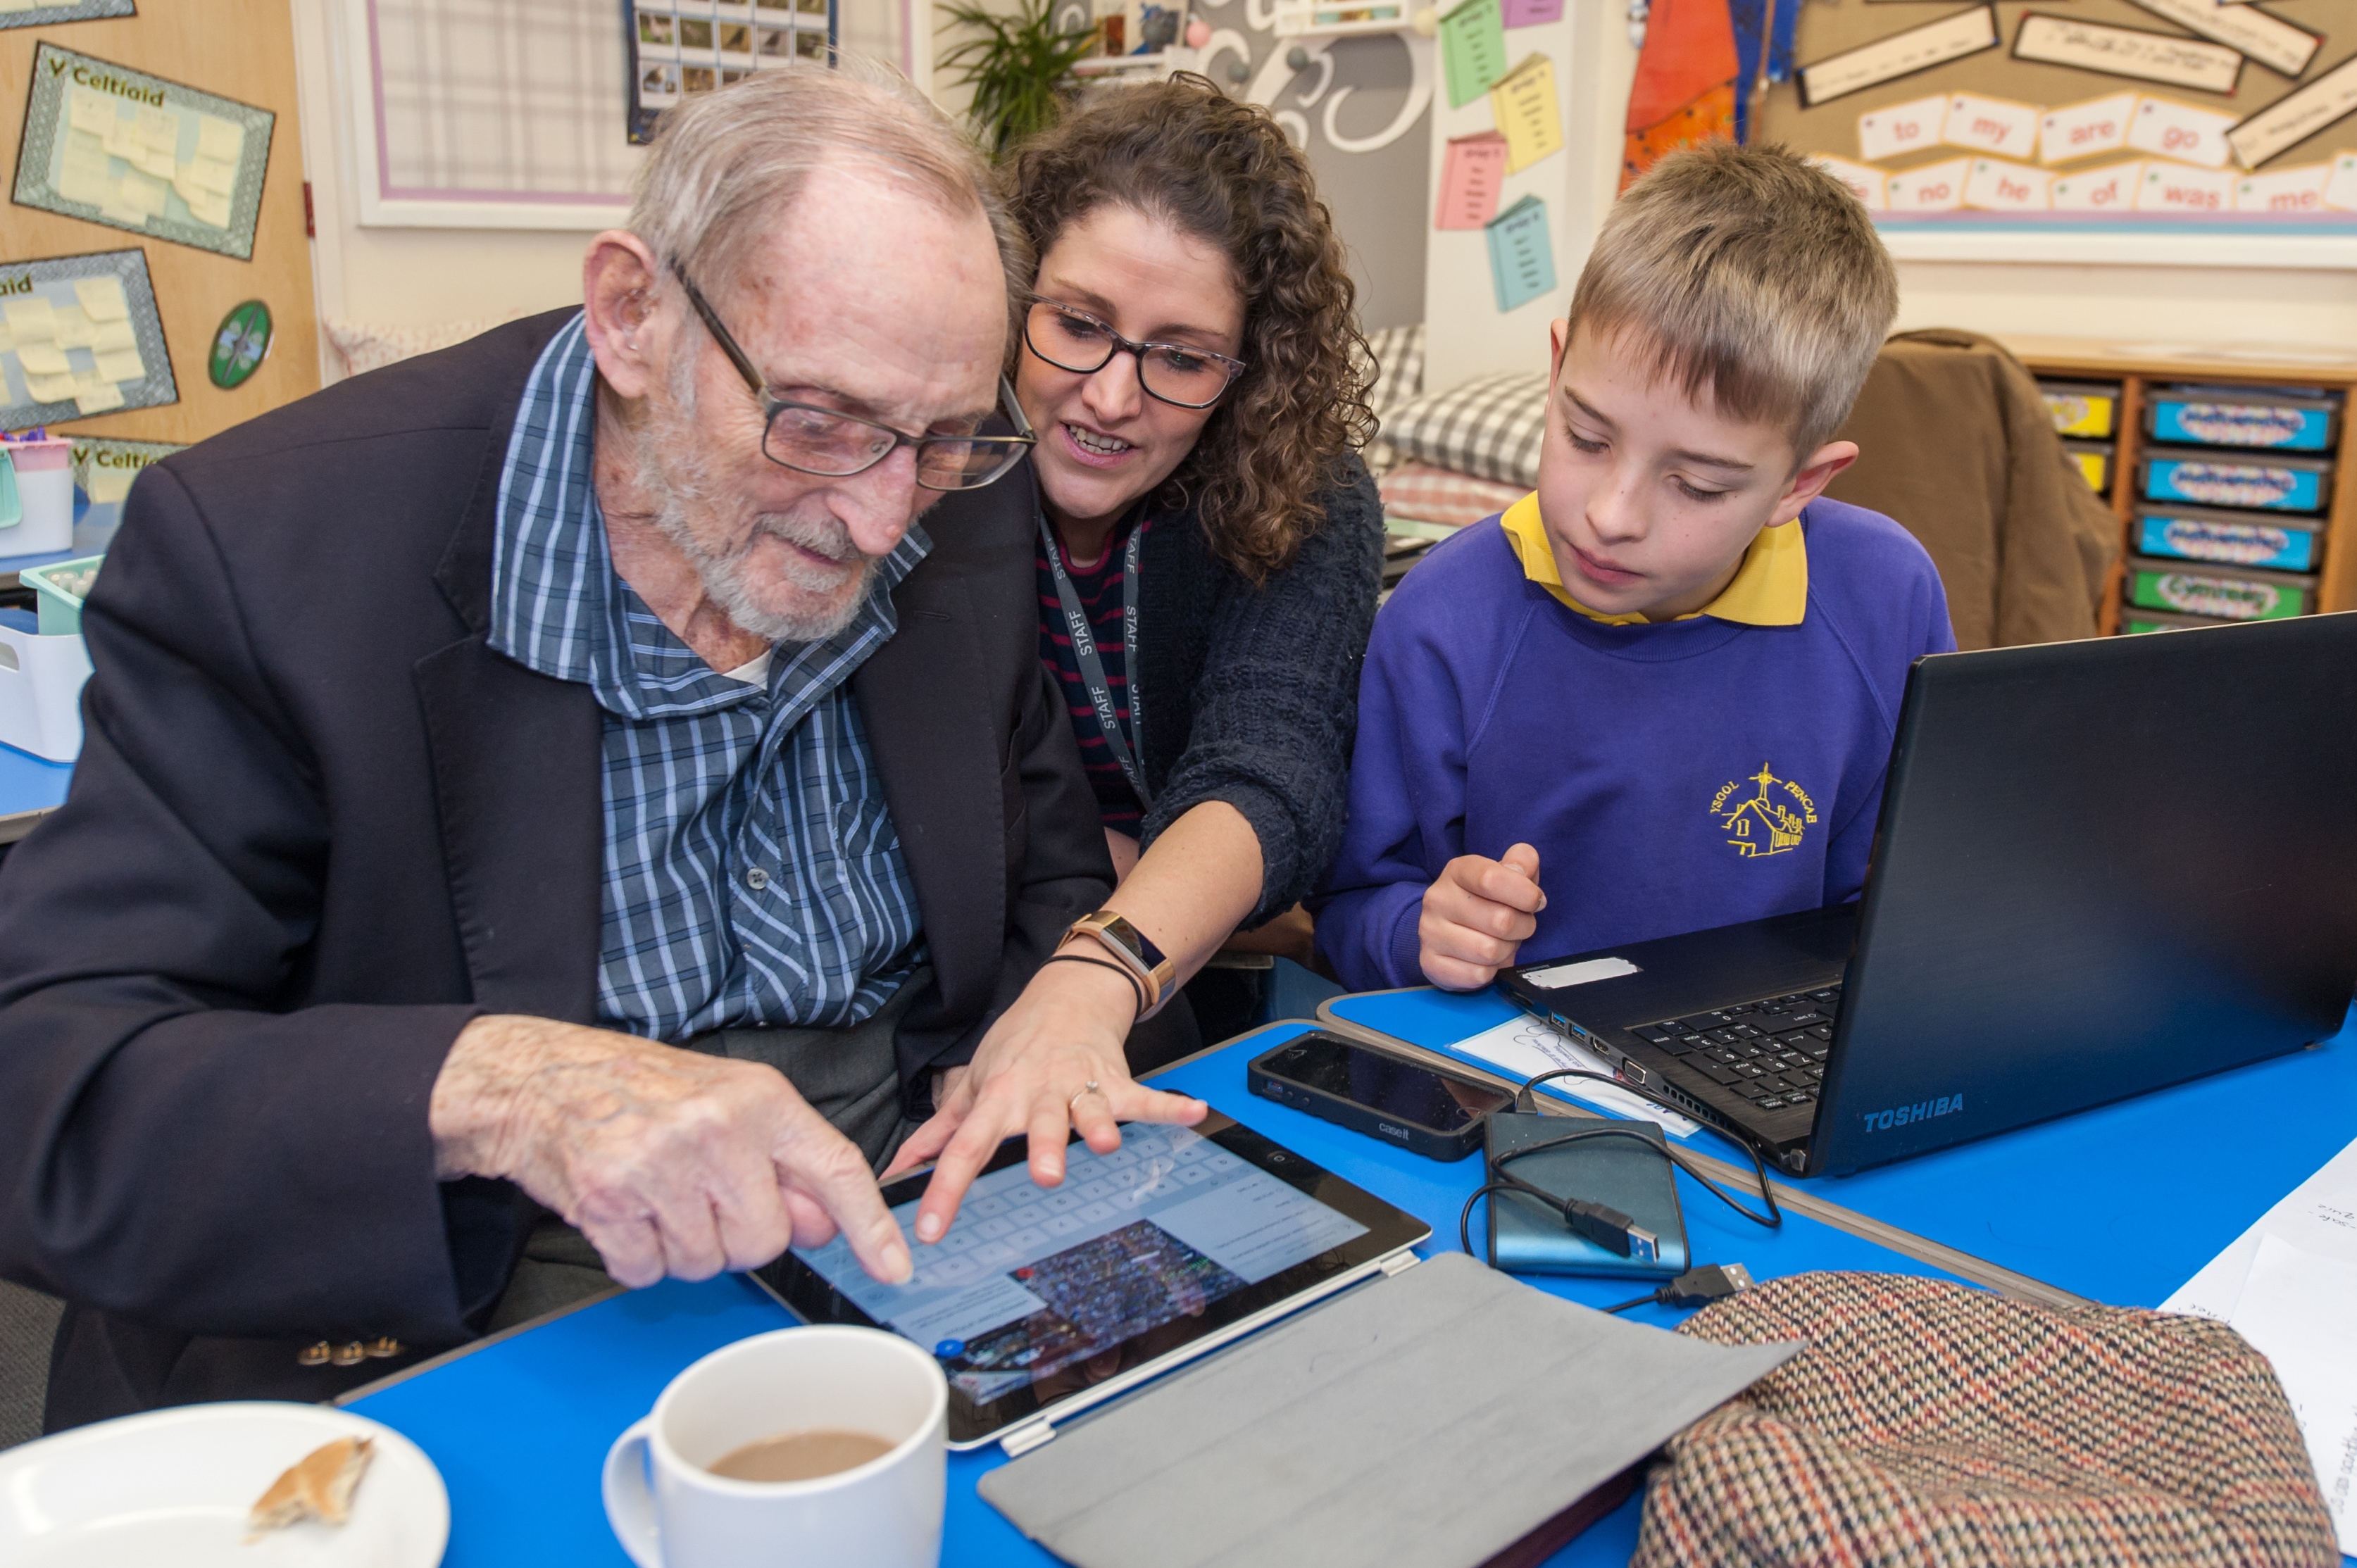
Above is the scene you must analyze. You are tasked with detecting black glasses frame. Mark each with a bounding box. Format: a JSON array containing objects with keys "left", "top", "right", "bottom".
[
  {"left": 1021, "top": 297, "right": 1248, "bottom": 410},
  {"left": 670, "top": 262, "right": 1036, "bottom": 491}
]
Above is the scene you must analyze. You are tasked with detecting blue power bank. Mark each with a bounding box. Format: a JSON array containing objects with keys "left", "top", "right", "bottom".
[{"left": 1484, "top": 1113, "right": 1687, "bottom": 1279}]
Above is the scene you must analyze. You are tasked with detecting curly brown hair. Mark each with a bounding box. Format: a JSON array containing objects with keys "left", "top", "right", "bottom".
[{"left": 1002, "top": 75, "right": 1375, "bottom": 582}]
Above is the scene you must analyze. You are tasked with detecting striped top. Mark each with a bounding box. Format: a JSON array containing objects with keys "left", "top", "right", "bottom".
[
  {"left": 1037, "top": 514, "right": 1150, "bottom": 834},
  {"left": 489, "top": 314, "right": 927, "bottom": 1039}
]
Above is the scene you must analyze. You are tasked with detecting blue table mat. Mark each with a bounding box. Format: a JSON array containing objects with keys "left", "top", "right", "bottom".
[
  {"left": 351, "top": 1020, "right": 1954, "bottom": 1567},
  {"left": 1328, "top": 989, "right": 2357, "bottom": 1308}
]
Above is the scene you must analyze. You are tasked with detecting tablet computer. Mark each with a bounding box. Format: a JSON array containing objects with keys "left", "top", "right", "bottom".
[{"left": 756, "top": 1111, "right": 1431, "bottom": 1451}]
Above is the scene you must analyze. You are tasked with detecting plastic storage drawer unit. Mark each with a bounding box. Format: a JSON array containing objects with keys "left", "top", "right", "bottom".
[
  {"left": 2124, "top": 606, "right": 2240, "bottom": 634},
  {"left": 2064, "top": 440, "right": 2113, "bottom": 494},
  {"left": 2039, "top": 380, "right": 2120, "bottom": 439},
  {"left": 2141, "top": 448, "right": 2332, "bottom": 513},
  {"left": 2127, "top": 555, "right": 2313, "bottom": 622},
  {"left": 2132, "top": 508, "right": 2323, "bottom": 573},
  {"left": 2146, "top": 387, "right": 2338, "bottom": 452}
]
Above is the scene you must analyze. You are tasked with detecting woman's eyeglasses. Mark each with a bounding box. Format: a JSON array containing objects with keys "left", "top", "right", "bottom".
[
  {"left": 671, "top": 263, "right": 1036, "bottom": 491},
  {"left": 1023, "top": 299, "right": 1246, "bottom": 410}
]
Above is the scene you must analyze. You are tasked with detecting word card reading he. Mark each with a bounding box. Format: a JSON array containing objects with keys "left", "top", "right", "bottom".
[
  {"left": 2127, "top": 97, "right": 2235, "bottom": 170},
  {"left": 2040, "top": 93, "right": 2136, "bottom": 165},
  {"left": 1944, "top": 93, "right": 2039, "bottom": 158},
  {"left": 1963, "top": 157, "right": 2051, "bottom": 210},
  {"left": 2237, "top": 164, "right": 2330, "bottom": 215},
  {"left": 2137, "top": 161, "right": 2236, "bottom": 213},
  {"left": 1811, "top": 154, "right": 1887, "bottom": 209},
  {"left": 1799, "top": 7, "right": 1998, "bottom": 109},
  {"left": 2013, "top": 15, "right": 2241, "bottom": 96},
  {"left": 1885, "top": 156, "right": 1972, "bottom": 212},
  {"left": 1858, "top": 94, "right": 1946, "bottom": 161},
  {"left": 2051, "top": 160, "right": 2144, "bottom": 211},
  {"left": 2229, "top": 58, "right": 2357, "bottom": 173}
]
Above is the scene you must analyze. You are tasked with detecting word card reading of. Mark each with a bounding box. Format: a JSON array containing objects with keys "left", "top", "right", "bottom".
[
  {"left": 2041, "top": 94, "right": 2137, "bottom": 165},
  {"left": 1799, "top": 7, "right": 1999, "bottom": 108},
  {"left": 1858, "top": 94, "right": 1947, "bottom": 161},
  {"left": 12, "top": 43, "right": 275, "bottom": 261},
  {"left": 2051, "top": 160, "right": 2144, "bottom": 211},
  {"left": 0, "top": 249, "right": 175, "bottom": 428},
  {"left": 2230, "top": 58, "right": 2357, "bottom": 173},
  {"left": 2012, "top": 15, "right": 2241, "bottom": 96}
]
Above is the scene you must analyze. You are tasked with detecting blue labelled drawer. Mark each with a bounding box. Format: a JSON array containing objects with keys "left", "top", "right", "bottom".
[
  {"left": 2146, "top": 387, "right": 2337, "bottom": 452},
  {"left": 2123, "top": 606, "right": 2241, "bottom": 634},
  {"left": 2127, "top": 555, "right": 2313, "bottom": 622},
  {"left": 2133, "top": 507, "right": 2322, "bottom": 572},
  {"left": 2141, "top": 448, "right": 2330, "bottom": 513}
]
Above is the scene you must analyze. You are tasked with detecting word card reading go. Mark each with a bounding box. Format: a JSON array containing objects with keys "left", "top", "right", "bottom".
[{"left": 2127, "top": 98, "right": 2235, "bottom": 170}]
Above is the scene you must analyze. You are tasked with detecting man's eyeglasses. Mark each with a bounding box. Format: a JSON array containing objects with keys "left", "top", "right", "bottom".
[
  {"left": 671, "top": 263, "right": 1035, "bottom": 492},
  {"left": 1023, "top": 299, "right": 1247, "bottom": 410}
]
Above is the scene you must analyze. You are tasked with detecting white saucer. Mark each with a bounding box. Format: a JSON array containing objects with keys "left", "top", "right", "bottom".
[{"left": 0, "top": 1401, "right": 449, "bottom": 1567}]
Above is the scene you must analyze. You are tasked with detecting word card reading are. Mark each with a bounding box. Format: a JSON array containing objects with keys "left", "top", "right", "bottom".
[
  {"left": 2128, "top": 98, "right": 2235, "bottom": 170},
  {"left": 1944, "top": 93, "right": 2039, "bottom": 158},
  {"left": 2040, "top": 94, "right": 2136, "bottom": 165},
  {"left": 2052, "top": 161, "right": 2143, "bottom": 211},
  {"left": 1857, "top": 94, "right": 1946, "bottom": 161}
]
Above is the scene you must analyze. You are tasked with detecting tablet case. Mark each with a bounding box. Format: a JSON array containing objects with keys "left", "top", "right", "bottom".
[
  {"left": 975, "top": 1252, "right": 1801, "bottom": 1568},
  {"left": 1485, "top": 1112, "right": 1688, "bottom": 1279}
]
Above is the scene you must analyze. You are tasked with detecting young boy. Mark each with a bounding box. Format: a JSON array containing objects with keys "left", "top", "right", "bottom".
[{"left": 1317, "top": 142, "right": 1954, "bottom": 993}]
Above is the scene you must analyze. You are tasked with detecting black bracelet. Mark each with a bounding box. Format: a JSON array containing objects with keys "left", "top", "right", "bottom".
[{"left": 1043, "top": 952, "right": 1148, "bottom": 1019}]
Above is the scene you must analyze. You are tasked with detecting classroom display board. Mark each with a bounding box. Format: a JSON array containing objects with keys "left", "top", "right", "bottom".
[
  {"left": 1761, "top": 0, "right": 2357, "bottom": 231},
  {"left": 1434, "top": 0, "right": 1568, "bottom": 312},
  {"left": 625, "top": 0, "right": 832, "bottom": 144},
  {"left": 0, "top": 1, "right": 315, "bottom": 448}
]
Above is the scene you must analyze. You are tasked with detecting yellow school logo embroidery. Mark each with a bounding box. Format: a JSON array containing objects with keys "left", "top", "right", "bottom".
[{"left": 1710, "top": 763, "right": 1818, "bottom": 858}]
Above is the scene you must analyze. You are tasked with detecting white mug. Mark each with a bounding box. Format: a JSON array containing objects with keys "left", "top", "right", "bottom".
[{"left": 602, "top": 1325, "right": 947, "bottom": 1568}]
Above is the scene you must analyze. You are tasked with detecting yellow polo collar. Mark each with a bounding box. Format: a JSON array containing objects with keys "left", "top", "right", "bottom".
[{"left": 1498, "top": 491, "right": 1808, "bottom": 627}]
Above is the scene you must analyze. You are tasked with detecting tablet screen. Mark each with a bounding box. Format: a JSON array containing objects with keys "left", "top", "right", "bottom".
[{"left": 764, "top": 1112, "right": 1429, "bottom": 1443}]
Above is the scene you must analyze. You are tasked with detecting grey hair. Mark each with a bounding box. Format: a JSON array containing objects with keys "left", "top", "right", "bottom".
[
  {"left": 1570, "top": 141, "right": 1897, "bottom": 464},
  {"left": 627, "top": 56, "right": 1027, "bottom": 342}
]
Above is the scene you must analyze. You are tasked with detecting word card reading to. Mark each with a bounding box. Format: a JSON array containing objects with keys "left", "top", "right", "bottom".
[
  {"left": 12, "top": 44, "right": 275, "bottom": 261},
  {"left": 1799, "top": 7, "right": 1999, "bottom": 108},
  {"left": 2011, "top": 15, "right": 2241, "bottom": 96},
  {"left": 0, "top": 249, "right": 175, "bottom": 428},
  {"left": 1857, "top": 94, "right": 1947, "bottom": 162}
]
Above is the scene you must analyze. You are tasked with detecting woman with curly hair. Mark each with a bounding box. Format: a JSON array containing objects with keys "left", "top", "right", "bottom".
[{"left": 884, "top": 75, "right": 1383, "bottom": 1202}]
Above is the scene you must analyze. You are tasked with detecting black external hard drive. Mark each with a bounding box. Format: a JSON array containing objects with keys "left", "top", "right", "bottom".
[{"left": 1484, "top": 1112, "right": 1688, "bottom": 1279}]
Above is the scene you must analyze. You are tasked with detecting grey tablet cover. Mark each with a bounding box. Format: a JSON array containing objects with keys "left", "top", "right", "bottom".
[{"left": 976, "top": 1253, "right": 1801, "bottom": 1568}]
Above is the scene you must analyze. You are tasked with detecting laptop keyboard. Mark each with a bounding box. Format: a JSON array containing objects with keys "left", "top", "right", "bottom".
[{"left": 1629, "top": 987, "right": 1842, "bottom": 1115}]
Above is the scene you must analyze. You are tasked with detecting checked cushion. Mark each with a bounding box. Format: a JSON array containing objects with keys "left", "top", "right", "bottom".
[{"left": 1635, "top": 1272, "right": 2339, "bottom": 1568}]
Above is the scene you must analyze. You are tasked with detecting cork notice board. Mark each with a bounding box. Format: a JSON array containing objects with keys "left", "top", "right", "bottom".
[
  {"left": 1760, "top": 0, "right": 2357, "bottom": 229},
  {"left": 1, "top": 1, "right": 316, "bottom": 444}
]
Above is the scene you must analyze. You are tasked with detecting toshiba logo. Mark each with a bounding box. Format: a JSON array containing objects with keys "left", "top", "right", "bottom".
[{"left": 1861, "top": 1095, "right": 1963, "bottom": 1132}]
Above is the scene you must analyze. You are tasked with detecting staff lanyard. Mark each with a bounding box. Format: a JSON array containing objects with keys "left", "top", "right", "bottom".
[{"left": 1039, "top": 509, "right": 1152, "bottom": 810}]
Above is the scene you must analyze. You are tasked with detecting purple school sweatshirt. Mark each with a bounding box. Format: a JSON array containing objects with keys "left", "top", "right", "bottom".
[{"left": 1315, "top": 499, "right": 1955, "bottom": 992}]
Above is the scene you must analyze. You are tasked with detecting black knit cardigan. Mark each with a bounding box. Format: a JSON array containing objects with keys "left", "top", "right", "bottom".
[{"left": 927, "top": 451, "right": 1384, "bottom": 926}]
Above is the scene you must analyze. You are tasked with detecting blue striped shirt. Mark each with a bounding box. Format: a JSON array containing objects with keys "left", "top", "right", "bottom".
[{"left": 489, "top": 314, "right": 926, "bottom": 1039}]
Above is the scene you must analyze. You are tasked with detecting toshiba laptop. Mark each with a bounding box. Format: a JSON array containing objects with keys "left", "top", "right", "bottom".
[{"left": 1503, "top": 612, "right": 2357, "bottom": 1178}]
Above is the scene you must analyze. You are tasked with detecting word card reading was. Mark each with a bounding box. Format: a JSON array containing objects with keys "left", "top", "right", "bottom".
[
  {"left": 1944, "top": 93, "right": 2039, "bottom": 157},
  {"left": 1800, "top": 8, "right": 1999, "bottom": 108},
  {"left": 2137, "top": 161, "right": 2236, "bottom": 213},
  {"left": 2040, "top": 93, "right": 2137, "bottom": 165}
]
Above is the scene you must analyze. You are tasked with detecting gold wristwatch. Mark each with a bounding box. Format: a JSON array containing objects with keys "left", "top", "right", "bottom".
[{"left": 1065, "top": 910, "right": 1177, "bottom": 1018}]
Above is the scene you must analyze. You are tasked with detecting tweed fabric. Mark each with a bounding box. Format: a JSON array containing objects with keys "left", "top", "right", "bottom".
[
  {"left": 1379, "top": 371, "right": 1551, "bottom": 490},
  {"left": 1634, "top": 1272, "right": 2339, "bottom": 1568}
]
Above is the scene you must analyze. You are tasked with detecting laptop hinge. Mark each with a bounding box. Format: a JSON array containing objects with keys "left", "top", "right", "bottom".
[
  {"left": 1380, "top": 1250, "right": 1419, "bottom": 1277},
  {"left": 1000, "top": 1418, "right": 1057, "bottom": 1459}
]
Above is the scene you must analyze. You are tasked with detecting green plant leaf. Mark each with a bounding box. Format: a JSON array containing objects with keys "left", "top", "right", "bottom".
[{"left": 937, "top": 0, "right": 1101, "bottom": 158}]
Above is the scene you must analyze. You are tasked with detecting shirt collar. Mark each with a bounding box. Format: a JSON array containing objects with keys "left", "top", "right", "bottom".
[
  {"left": 1497, "top": 490, "right": 1808, "bottom": 627},
  {"left": 488, "top": 311, "right": 931, "bottom": 716}
]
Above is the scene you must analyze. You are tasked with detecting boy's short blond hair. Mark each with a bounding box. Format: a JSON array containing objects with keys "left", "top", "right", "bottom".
[{"left": 1568, "top": 142, "right": 1897, "bottom": 465}]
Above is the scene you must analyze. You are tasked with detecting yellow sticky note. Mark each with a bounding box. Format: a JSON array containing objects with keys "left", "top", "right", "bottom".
[
  {"left": 91, "top": 318, "right": 135, "bottom": 353},
  {"left": 14, "top": 344, "right": 71, "bottom": 377},
  {"left": 118, "top": 170, "right": 168, "bottom": 219},
  {"left": 187, "top": 155, "right": 237, "bottom": 195},
  {"left": 137, "top": 144, "right": 177, "bottom": 182},
  {"left": 49, "top": 307, "right": 94, "bottom": 349},
  {"left": 94, "top": 347, "right": 146, "bottom": 382},
  {"left": 136, "top": 106, "right": 180, "bottom": 153},
  {"left": 75, "top": 277, "right": 130, "bottom": 322},
  {"left": 0, "top": 0, "right": 47, "bottom": 12},
  {"left": 74, "top": 380, "right": 126, "bottom": 415},
  {"left": 187, "top": 191, "right": 232, "bottom": 229},
  {"left": 86, "top": 467, "right": 135, "bottom": 503},
  {"left": 68, "top": 88, "right": 114, "bottom": 137},
  {"left": 58, "top": 137, "right": 113, "bottom": 206},
  {"left": 4, "top": 298, "right": 57, "bottom": 342},
  {"left": 26, "top": 372, "right": 80, "bottom": 403},
  {"left": 1490, "top": 54, "right": 1563, "bottom": 175},
  {"left": 101, "top": 115, "right": 139, "bottom": 161},
  {"left": 0, "top": 325, "right": 13, "bottom": 354},
  {"left": 196, "top": 115, "right": 244, "bottom": 165}
]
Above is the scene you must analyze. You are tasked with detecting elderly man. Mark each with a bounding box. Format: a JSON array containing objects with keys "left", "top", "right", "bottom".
[{"left": 0, "top": 66, "right": 1198, "bottom": 1429}]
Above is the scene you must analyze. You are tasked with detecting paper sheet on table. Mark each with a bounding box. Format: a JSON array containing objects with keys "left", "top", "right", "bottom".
[
  {"left": 1439, "top": 0, "right": 1508, "bottom": 108},
  {"left": 1484, "top": 194, "right": 1556, "bottom": 313},
  {"left": 1489, "top": 54, "right": 1563, "bottom": 174},
  {"left": 2163, "top": 1131, "right": 2357, "bottom": 1321},
  {"left": 1435, "top": 131, "right": 1507, "bottom": 229},
  {"left": 2227, "top": 1235, "right": 2357, "bottom": 1553},
  {"left": 1437, "top": 1015, "right": 1699, "bottom": 1136}
]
